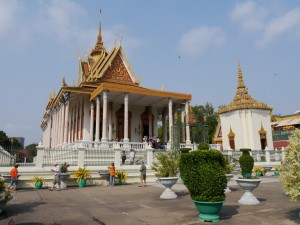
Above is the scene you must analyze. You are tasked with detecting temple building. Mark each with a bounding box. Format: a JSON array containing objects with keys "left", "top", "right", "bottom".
[
  {"left": 213, "top": 63, "right": 274, "bottom": 150},
  {"left": 40, "top": 21, "right": 192, "bottom": 150}
]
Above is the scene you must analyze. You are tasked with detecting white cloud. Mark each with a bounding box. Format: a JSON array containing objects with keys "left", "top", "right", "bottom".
[
  {"left": 256, "top": 8, "right": 300, "bottom": 47},
  {"left": 230, "top": 1, "right": 267, "bottom": 33},
  {"left": 36, "top": 0, "right": 84, "bottom": 42},
  {"left": 178, "top": 26, "right": 226, "bottom": 57},
  {"left": 0, "top": 0, "right": 24, "bottom": 37}
]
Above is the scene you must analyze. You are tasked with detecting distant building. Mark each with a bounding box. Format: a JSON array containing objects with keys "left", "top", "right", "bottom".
[
  {"left": 214, "top": 63, "right": 273, "bottom": 150},
  {"left": 271, "top": 112, "right": 300, "bottom": 149}
]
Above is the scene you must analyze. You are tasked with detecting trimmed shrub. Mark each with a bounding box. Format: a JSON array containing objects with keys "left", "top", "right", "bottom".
[
  {"left": 198, "top": 142, "right": 209, "bottom": 150},
  {"left": 239, "top": 148, "right": 254, "bottom": 176},
  {"left": 179, "top": 150, "right": 227, "bottom": 202},
  {"left": 180, "top": 148, "right": 191, "bottom": 154},
  {"left": 280, "top": 129, "right": 300, "bottom": 201}
]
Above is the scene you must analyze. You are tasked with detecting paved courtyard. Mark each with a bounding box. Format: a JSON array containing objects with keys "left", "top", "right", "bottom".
[{"left": 0, "top": 176, "right": 299, "bottom": 225}]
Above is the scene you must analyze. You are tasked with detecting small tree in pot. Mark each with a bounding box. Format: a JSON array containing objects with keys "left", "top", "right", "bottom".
[
  {"left": 239, "top": 148, "right": 254, "bottom": 178},
  {"left": 179, "top": 150, "right": 227, "bottom": 222}
]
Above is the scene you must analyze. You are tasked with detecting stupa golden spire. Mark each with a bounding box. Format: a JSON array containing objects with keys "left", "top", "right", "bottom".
[{"left": 218, "top": 63, "right": 272, "bottom": 114}]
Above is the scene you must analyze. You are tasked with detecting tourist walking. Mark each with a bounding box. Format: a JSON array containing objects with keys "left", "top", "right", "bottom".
[
  {"left": 50, "top": 162, "right": 61, "bottom": 191},
  {"left": 8, "top": 165, "right": 19, "bottom": 191},
  {"left": 108, "top": 162, "right": 115, "bottom": 187},
  {"left": 139, "top": 161, "right": 147, "bottom": 187}
]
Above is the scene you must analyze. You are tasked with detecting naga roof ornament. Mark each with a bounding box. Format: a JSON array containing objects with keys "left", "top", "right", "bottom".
[{"left": 218, "top": 63, "right": 272, "bottom": 114}]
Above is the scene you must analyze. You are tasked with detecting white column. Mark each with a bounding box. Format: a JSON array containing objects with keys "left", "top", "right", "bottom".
[
  {"left": 74, "top": 106, "right": 78, "bottom": 141},
  {"left": 89, "top": 101, "right": 95, "bottom": 142},
  {"left": 168, "top": 98, "right": 173, "bottom": 143},
  {"left": 185, "top": 101, "right": 191, "bottom": 144},
  {"left": 162, "top": 110, "right": 167, "bottom": 144},
  {"left": 78, "top": 101, "right": 82, "bottom": 141},
  {"left": 95, "top": 96, "right": 100, "bottom": 142},
  {"left": 61, "top": 103, "right": 65, "bottom": 145},
  {"left": 149, "top": 106, "right": 152, "bottom": 138},
  {"left": 63, "top": 102, "right": 69, "bottom": 144},
  {"left": 53, "top": 111, "right": 57, "bottom": 147},
  {"left": 108, "top": 102, "right": 113, "bottom": 141},
  {"left": 101, "top": 91, "right": 108, "bottom": 142},
  {"left": 181, "top": 106, "right": 186, "bottom": 142},
  {"left": 124, "top": 93, "right": 129, "bottom": 142}
]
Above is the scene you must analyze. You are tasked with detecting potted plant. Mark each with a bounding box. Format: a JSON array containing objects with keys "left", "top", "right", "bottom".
[
  {"left": 60, "top": 162, "right": 71, "bottom": 189},
  {"left": 239, "top": 148, "right": 254, "bottom": 178},
  {"left": 30, "top": 176, "right": 45, "bottom": 190},
  {"left": 115, "top": 170, "right": 128, "bottom": 185},
  {"left": 179, "top": 150, "right": 227, "bottom": 222},
  {"left": 152, "top": 149, "right": 179, "bottom": 199},
  {"left": 253, "top": 166, "right": 264, "bottom": 177},
  {"left": 273, "top": 165, "right": 281, "bottom": 176},
  {"left": 235, "top": 148, "right": 262, "bottom": 205},
  {"left": 224, "top": 155, "right": 237, "bottom": 193},
  {"left": 0, "top": 177, "right": 13, "bottom": 214},
  {"left": 72, "top": 167, "right": 91, "bottom": 188}
]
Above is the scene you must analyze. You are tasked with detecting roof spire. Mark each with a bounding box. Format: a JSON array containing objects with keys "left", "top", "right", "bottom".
[{"left": 90, "top": 9, "right": 106, "bottom": 56}]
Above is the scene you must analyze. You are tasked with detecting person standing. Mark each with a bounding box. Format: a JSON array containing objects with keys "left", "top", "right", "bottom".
[
  {"left": 121, "top": 150, "right": 126, "bottom": 165},
  {"left": 108, "top": 162, "right": 115, "bottom": 187},
  {"left": 129, "top": 149, "right": 135, "bottom": 165},
  {"left": 9, "top": 165, "right": 19, "bottom": 191},
  {"left": 139, "top": 161, "right": 147, "bottom": 187},
  {"left": 50, "top": 162, "right": 61, "bottom": 191}
]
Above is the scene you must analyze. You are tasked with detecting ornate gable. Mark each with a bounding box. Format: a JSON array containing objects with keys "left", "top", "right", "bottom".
[{"left": 101, "top": 54, "right": 134, "bottom": 84}]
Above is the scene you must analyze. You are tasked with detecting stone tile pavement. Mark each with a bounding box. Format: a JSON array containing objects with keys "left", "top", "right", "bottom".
[{"left": 0, "top": 176, "right": 299, "bottom": 225}]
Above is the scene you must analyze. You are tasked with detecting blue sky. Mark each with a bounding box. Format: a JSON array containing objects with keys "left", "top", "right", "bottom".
[{"left": 0, "top": 0, "right": 300, "bottom": 146}]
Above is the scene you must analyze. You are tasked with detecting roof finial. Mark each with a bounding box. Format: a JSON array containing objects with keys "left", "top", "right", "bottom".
[
  {"left": 90, "top": 8, "right": 106, "bottom": 56},
  {"left": 62, "top": 76, "right": 67, "bottom": 87},
  {"left": 119, "top": 33, "right": 123, "bottom": 47}
]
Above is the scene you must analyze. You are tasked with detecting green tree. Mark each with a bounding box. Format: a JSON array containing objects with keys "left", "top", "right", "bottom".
[
  {"left": 280, "top": 129, "right": 300, "bottom": 201},
  {"left": 190, "top": 103, "right": 218, "bottom": 144},
  {"left": 0, "top": 130, "right": 11, "bottom": 148}
]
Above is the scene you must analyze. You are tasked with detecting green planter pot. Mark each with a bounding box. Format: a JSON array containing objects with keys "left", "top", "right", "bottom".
[
  {"left": 242, "top": 172, "right": 251, "bottom": 179},
  {"left": 78, "top": 179, "right": 87, "bottom": 188},
  {"left": 192, "top": 200, "right": 224, "bottom": 222},
  {"left": 274, "top": 170, "right": 280, "bottom": 176},
  {"left": 35, "top": 182, "right": 43, "bottom": 189},
  {"left": 256, "top": 172, "right": 262, "bottom": 177},
  {"left": 118, "top": 179, "right": 124, "bottom": 185}
]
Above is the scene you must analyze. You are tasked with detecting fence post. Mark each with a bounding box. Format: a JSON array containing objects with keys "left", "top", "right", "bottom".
[
  {"left": 114, "top": 146, "right": 121, "bottom": 166},
  {"left": 146, "top": 144, "right": 154, "bottom": 168},
  {"left": 36, "top": 141, "right": 45, "bottom": 168},
  {"left": 77, "top": 144, "right": 86, "bottom": 167},
  {"left": 265, "top": 149, "right": 271, "bottom": 164}
]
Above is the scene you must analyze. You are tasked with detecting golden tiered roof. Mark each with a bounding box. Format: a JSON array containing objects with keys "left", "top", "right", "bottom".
[{"left": 218, "top": 63, "right": 272, "bottom": 114}]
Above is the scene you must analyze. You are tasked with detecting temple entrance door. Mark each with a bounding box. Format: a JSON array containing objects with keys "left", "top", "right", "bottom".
[
  {"left": 229, "top": 136, "right": 235, "bottom": 150},
  {"left": 260, "top": 134, "right": 267, "bottom": 150},
  {"left": 116, "top": 105, "right": 132, "bottom": 141},
  {"left": 117, "top": 115, "right": 124, "bottom": 141},
  {"left": 141, "top": 106, "right": 153, "bottom": 139}
]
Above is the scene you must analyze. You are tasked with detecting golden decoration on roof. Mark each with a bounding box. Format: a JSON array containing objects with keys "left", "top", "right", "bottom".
[
  {"left": 90, "top": 23, "right": 106, "bottom": 57},
  {"left": 62, "top": 76, "right": 67, "bottom": 87},
  {"left": 218, "top": 63, "right": 272, "bottom": 114}
]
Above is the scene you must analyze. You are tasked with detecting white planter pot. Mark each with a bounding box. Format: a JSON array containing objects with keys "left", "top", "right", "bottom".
[
  {"left": 60, "top": 173, "right": 71, "bottom": 189},
  {"left": 235, "top": 178, "right": 262, "bottom": 205},
  {"left": 158, "top": 177, "right": 178, "bottom": 199},
  {"left": 225, "top": 174, "right": 234, "bottom": 193}
]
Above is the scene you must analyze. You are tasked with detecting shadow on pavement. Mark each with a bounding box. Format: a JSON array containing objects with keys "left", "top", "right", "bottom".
[
  {"left": 285, "top": 208, "right": 300, "bottom": 223},
  {"left": 220, "top": 205, "right": 240, "bottom": 219}
]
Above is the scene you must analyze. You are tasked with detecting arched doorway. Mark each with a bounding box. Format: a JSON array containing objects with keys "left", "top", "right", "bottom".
[
  {"left": 228, "top": 127, "right": 235, "bottom": 150},
  {"left": 258, "top": 125, "right": 267, "bottom": 150},
  {"left": 141, "top": 106, "right": 154, "bottom": 140}
]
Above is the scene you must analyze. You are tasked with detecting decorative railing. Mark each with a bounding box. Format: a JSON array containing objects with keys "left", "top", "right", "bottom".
[{"left": 0, "top": 147, "right": 15, "bottom": 166}]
